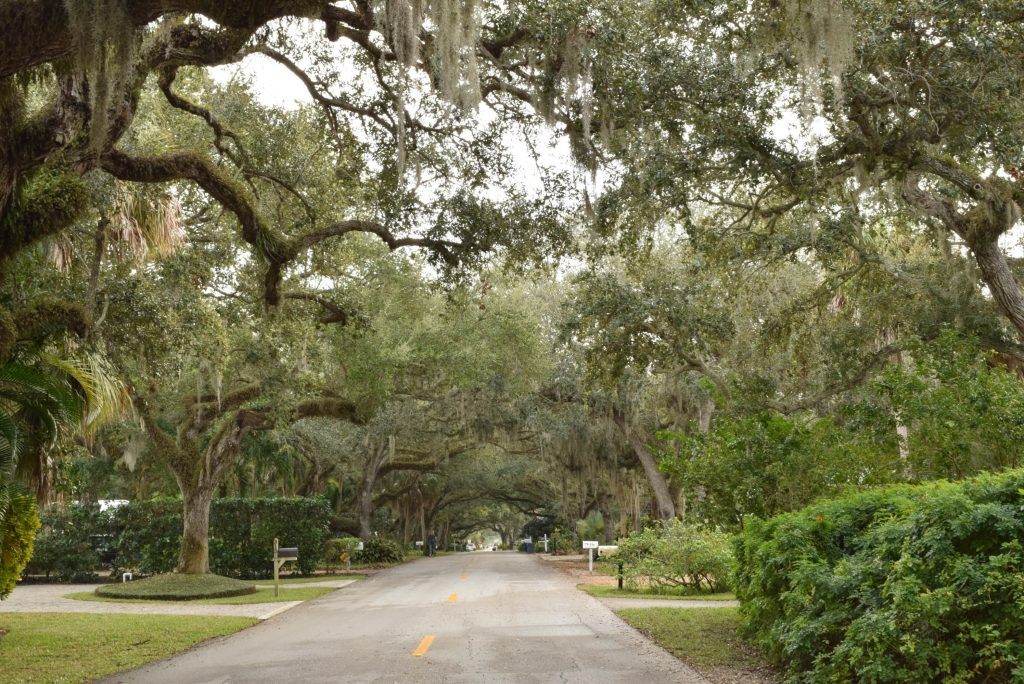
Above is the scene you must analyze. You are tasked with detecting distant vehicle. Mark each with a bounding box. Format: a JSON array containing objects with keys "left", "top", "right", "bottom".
[{"left": 465, "top": 542, "right": 476, "bottom": 551}]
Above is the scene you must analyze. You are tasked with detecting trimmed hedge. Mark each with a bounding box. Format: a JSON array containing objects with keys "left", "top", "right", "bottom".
[
  {"left": 734, "top": 469, "right": 1024, "bottom": 683},
  {"left": 27, "top": 497, "right": 330, "bottom": 580},
  {"left": 25, "top": 502, "right": 104, "bottom": 581}
]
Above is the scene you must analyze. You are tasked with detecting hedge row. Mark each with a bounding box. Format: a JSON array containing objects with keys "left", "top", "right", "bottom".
[
  {"left": 27, "top": 497, "right": 330, "bottom": 580},
  {"left": 734, "top": 469, "right": 1024, "bottom": 683}
]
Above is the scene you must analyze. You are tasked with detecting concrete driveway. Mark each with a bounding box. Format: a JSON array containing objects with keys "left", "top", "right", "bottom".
[{"left": 97, "top": 552, "right": 707, "bottom": 683}]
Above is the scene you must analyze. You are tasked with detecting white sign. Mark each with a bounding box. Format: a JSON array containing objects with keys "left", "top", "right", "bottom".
[
  {"left": 582, "top": 540, "right": 599, "bottom": 549},
  {"left": 356, "top": 542, "right": 364, "bottom": 551}
]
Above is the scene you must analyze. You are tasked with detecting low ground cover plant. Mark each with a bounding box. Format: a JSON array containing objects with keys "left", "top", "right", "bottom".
[{"left": 734, "top": 468, "right": 1024, "bottom": 683}]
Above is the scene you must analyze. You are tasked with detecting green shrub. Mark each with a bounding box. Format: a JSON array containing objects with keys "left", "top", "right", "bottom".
[
  {"left": 1, "top": 494, "right": 40, "bottom": 597},
  {"left": 25, "top": 503, "right": 107, "bottom": 581},
  {"left": 110, "top": 498, "right": 180, "bottom": 575},
  {"left": 733, "top": 469, "right": 1024, "bottom": 683},
  {"left": 354, "top": 536, "right": 404, "bottom": 565},
  {"left": 321, "top": 537, "right": 361, "bottom": 569},
  {"left": 208, "top": 498, "right": 330, "bottom": 578},
  {"left": 617, "top": 519, "right": 733, "bottom": 593}
]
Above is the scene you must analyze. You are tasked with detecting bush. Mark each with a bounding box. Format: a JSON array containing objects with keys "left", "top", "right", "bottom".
[
  {"left": 617, "top": 520, "right": 733, "bottom": 594},
  {"left": 29, "top": 497, "right": 331, "bottom": 581},
  {"left": 1, "top": 494, "right": 40, "bottom": 597},
  {"left": 110, "top": 498, "right": 181, "bottom": 576},
  {"left": 321, "top": 537, "right": 361, "bottom": 570},
  {"left": 550, "top": 527, "right": 580, "bottom": 555},
  {"left": 733, "top": 469, "right": 1024, "bottom": 683},
  {"left": 353, "top": 536, "right": 404, "bottom": 565},
  {"left": 25, "top": 503, "right": 107, "bottom": 581},
  {"left": 209, "top": 498, "right": 330, "bottom": 578}
]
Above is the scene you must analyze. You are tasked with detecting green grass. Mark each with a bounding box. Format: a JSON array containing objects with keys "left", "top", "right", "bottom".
[
  {"left": 578, "top": 584, "right": 736, "bottom": 601},
  {"left": 66, "top": 585, "right": 336, "bottom": 605},
  {"left": 617, "top": 607, "right": 769, "bottom": 671},
  {"left": 0, "top": 612, "right": 256, "bottom": 684},
  {"left": 95, "top": 573, "right": 255, "bottom": 600}
]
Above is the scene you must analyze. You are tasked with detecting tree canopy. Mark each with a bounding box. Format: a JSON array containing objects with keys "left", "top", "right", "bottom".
[{"left": 2, "top": 0, "right": 1024, "bottom": 573}]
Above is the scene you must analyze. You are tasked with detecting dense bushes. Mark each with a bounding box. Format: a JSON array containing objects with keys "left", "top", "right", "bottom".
[
  {"left": 27, "top": 497, "right": 330, "bottom": 580},
  {"left": 25, "top": 503, "right": 105, "bottom": 581},
  {"left": 617, "top": 520, "right": 733, "bottom": 593},
  {"left": 734, "top": 469, "right": 1024, "bottom": 683},
  {"left": 353, "top": 535, "right": 404, "bottom": 565},
  {"left": 1, "top": 495, "right": 40, "bottom": 597}
]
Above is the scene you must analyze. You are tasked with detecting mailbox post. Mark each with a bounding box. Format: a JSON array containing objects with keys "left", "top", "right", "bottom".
[
  {"left": 582, "top": 540, "right": 598, "bottom": 574},
  {"left": 272, "top": 538, "right": 299, "bottom": 597}
]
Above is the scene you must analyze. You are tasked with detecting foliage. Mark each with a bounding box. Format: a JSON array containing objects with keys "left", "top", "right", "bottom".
[
  {"left": 321, "top": 536, "right": 361, "bottom": 568},
  {"left": 575, "top": 510, "right": 605, "bottom": 542},
  {"left": 867, "top": 332, "right": 1024, "bottom": 480},
  {"left": 25, "top": 503, "right": 106, "bottom": 582},
  {"left": 28, "top": 497, "right": 330, "bottom": 581},
  {"left": 662, "top": 412, "right": 895, "bottom": 529},
  {"left": 0, "top": 494, "right": 39, "bottom": 598},
  {"left": 733, "top": 469, "right": 1024, "bottom": 683},
  {"left": 353, "top": 536, "right": 405, "bottom": 565},
  {"left": 208, "top": 498, "right": 331, "bottom": 578},
  {"left": 617, "top": 520, "right": 734, "bottom": 594},
  {"left": 0, "top": 613, "right": 256, "bottom": 684}
]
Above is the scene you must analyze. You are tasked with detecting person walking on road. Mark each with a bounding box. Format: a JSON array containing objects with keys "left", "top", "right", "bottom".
[{"left": 426, "top": 530, "right": 437, "bottom": 557}]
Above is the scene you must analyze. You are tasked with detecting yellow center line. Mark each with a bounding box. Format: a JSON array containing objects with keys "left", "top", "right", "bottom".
[
  {"left": 460, "top": 573, "right": 469, "bottom": 580},
  {"left": 412, "top": 634, "right": 435, "bottom": 657},
  {"left": 448, "top": 593, "right": 457, "bottom": 603}
]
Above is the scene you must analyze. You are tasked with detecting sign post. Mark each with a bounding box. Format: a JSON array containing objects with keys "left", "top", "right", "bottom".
[
  {"left": 582, "top": 540, "right": 599, "bottom": 574},
  {"left": 541, "top": 534, "right": 548, "bottom": 553}
]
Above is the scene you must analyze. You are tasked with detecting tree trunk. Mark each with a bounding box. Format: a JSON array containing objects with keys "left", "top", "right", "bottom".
[
  {"left": 178, "top": 484, "right": 214, "bottom": 574},
  {"left": 613, "top": 414, "right": 676, "bottom": 519},
  {"left": 357, "top": 445, "right": 388, "bottom": 540},
  {"left": 973, "top": 238, "right": 1024, "bottom": 341}
]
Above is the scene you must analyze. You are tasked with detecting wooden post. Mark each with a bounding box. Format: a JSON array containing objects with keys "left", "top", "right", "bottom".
[{"left": 273, "top": 537, "right": 280, "bottom": 598}]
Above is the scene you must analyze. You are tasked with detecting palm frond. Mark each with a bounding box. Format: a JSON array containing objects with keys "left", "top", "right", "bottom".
[{"left": 37, "top": 351, "right": 133, "bottom": 431}]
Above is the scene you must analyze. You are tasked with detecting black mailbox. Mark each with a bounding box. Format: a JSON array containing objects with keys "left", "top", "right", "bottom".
[{"left": 278, "top": 547, "right": 299, "bottom": 559}]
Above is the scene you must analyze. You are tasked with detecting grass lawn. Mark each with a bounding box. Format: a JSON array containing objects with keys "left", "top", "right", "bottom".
[
  {"left": 66, "top": 585, "right": 335, "bottom": 605},
  {"left": 0, "top": 612, "right": 256, "bottom": 684},
  {"left": 617, "top": 607, "right": 777, "bottom": 682},
  {"left": 95, "top": 573, "right": 254, "bottom": 600},
  {"left": 578, "top": 584, "right": 736, "bottom": 601}
]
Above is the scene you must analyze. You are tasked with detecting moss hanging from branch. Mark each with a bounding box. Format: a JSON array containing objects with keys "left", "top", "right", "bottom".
[
  {"left": 64, "top": 0, "right": 136, "bottom": 153},
  {"left": 780, "top": 0, "right": 855, "bottom": 114}
]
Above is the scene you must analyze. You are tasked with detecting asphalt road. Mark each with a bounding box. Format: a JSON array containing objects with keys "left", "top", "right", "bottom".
[{"left": 99, "top": 552, "right": 707, "bottom": 684}]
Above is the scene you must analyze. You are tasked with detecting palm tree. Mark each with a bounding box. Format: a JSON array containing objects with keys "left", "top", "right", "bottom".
[{"left": 0, "top": 351, "right": 130, "bottom": 598}]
